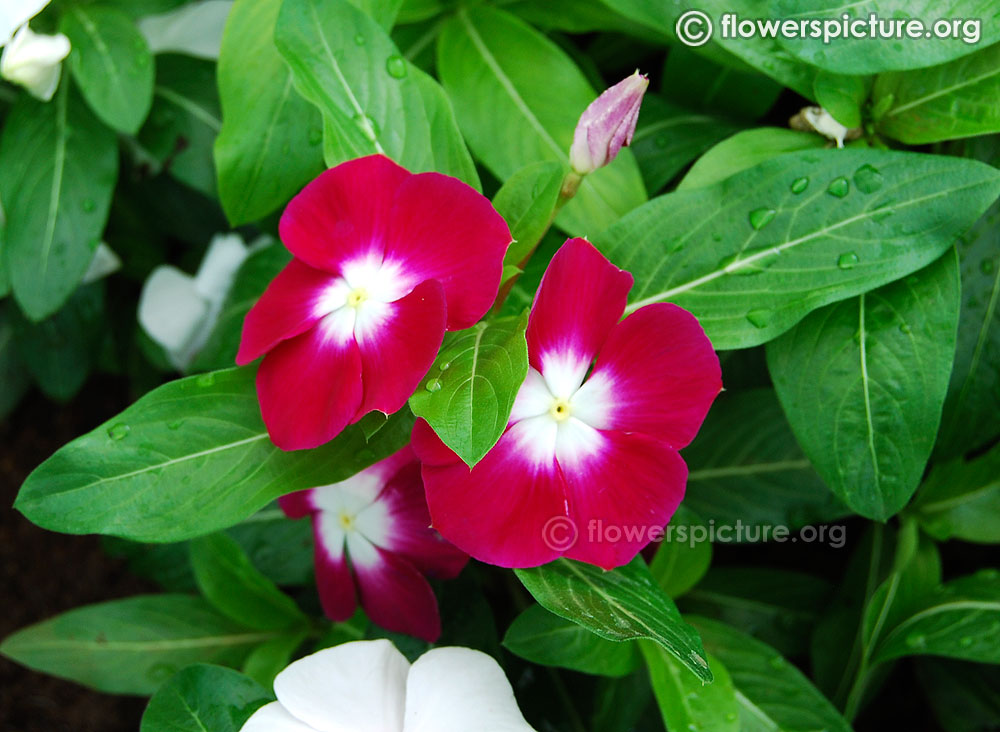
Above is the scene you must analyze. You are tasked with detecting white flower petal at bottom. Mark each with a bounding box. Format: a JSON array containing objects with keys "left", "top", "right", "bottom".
[{"left": 241, "top": 702, "right": 316, "bottom": 732}]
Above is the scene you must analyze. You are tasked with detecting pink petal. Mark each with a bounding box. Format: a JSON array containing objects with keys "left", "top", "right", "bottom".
[
  {"left": 353, "top": 545, "right": 442, "bottom": 642},
  {"left": 279, "top": 489, "right": 315, "bottom": 519},
  {"left": 354, "top": 279, "right": 447, "bottom": 420},
  {"left": 256, "top": 324, "right": 363, "bottom": 450},
  {"left": 384, "top": 172, "right": 511, "bottom": 330},
  {"left": 527, "top": 238, "right": 632, "bottom": 385},
  {"left": 312, "top": 513, "right": 358, "bottom": 622},
  {"left": 376, "top": 458, "right": 469, "bottom": 579},
  {"left": 573, "top": 303, "right": 722, "bottom": 449},
  {"left": 561, "top": 429, "right": 688, "bottom": 570},
  {"left": 236, "top": 259, "right": 340, "bottom": 365},
  {"left": 413, "top": 418, "right": 568, "bottom": 569},
  {"left": 279, "top": 155, "right": 411, "bottom": 273}
]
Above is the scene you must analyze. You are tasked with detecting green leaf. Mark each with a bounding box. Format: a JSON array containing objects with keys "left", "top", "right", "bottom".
[
  {"left": 503, "top": 604, "right": 638, "bottom": 677},
  {"left": 493, "top": 161, "right": 565, "bottom": 267},
  {"left": 436, "top": 5, "right": 647, "bottom": 237},
  {"left": 590, "top": 668, "right": 654, "bottom": 732},
  {"left": 664, "top": 45, "right": 782, "bottom": 120},
  {"left": 814, "top": 71, "right": 869, "bottom": 129},
  {"left": 140, "top": 664, "right": 272, "bottom": 732},
  {"left": 190, "top": 533, "right": 307, "bottom": 631},
  {"left": 348, "top": 0, "right": 403, "bottom": 28},
  {"left": 241, "top": 631, "right": 308, "bottom": 688},
  {"left": 767, "top": 251, "right": 961, "bottom": 519},
  {"left": 61, "top": 6, "right": 154, "bottom": 134},
  {"left": 275, "top": 0, "right": 477, "bottom": 188},
  {"left": 649, "top": 506, "right": 712, "bottom": 598},
  {"left": 227, "top": 507, "right": 315, "bottom": 586},
  {"left": 103, "top": 537, "right": 197, "bottom": 592},
  {"left": 0, "top": 595, "right": 273, "bottom": 695},
  {"left": 11, "top": 282, "right": 105, "bottom": 401},
  {"left": 678, "top": 127, "right": 825, "bottom": 191},
  {"left": 631, "top": 94, "right": 743, "bottom": 194},
  {"left": 409, "top": 314, "right": 529, "bottom": 467},
  {"left": 680, "top": 568, "right": 834, "bottom": 658},
  {"left": 642, "top": 643, "right": 739, "bottom": 732},
  {"left": 214, "top": 0, "right": 324, "bottom": 225},
  {"left": 693, "top": 617, "right": 854, "bottom": 732},
  {"left": 873, "top": 42, "right": 1000, "bottom": 144},
  {"left": 597, "top": 148, "right": 999, "bottom": 350},
  {"left": 771, "top": 0, "right": 998, "bottom": 74},
  {"left": 680, "top": 389, "right": 848, "bottom": 531},
  {"left": 873, "top": 570, "right": 1000, "bottom": 665},
  {"left": 139, "top": 54, "right": 220, "bottom": 197},
  {"left": 14, "top": 367, "right": 413, "bottom": 542},
  {"left": 0, "top": 84, "right": 117, "bottom": 321},
  {"left": 913, "top": 443, "right": 1000, "bottom": 544},
  {"left": 515, "top": 557, "right": 713, "bottom": 683},
  {"left": 916, "top": 659, "right": 1000, "bottom": 732},
  {"left": 0, "top": 304, "right": 30, "bottom": 419}
]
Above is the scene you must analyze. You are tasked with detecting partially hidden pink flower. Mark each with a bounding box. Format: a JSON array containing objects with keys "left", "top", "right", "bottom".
[
  {"left": 413, "top": 238, "right": 722, "bottom": 570},
  {"left": 569, "top": 71, "right": 649, "bottom": 175},
  {"left": 280, "top": 445, "right": 468, "bottom": 642},
  {"left": 237, "top": 155, "right": 512, "bottom": 450}
]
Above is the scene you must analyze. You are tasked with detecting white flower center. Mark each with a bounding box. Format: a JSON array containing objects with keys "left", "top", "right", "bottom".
[{"left": 313, "top": 257, "right": 415, "bottom": 344}]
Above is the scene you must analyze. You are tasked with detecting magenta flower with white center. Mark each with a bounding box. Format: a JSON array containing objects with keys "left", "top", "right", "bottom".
[
  {"left": 413, "top": 238, "right": 722, "bottom": 570},
  {"left": 568, "top": 70, "right": 649, "bottom": 176},
  {"left": 237, "top": 154, "right": 512, "bottom": 451},
  {"left": 279, "top": 445, "right": 467, "bottom": 642}
]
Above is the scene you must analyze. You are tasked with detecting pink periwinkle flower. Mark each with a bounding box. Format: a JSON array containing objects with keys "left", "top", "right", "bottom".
[
  {"left": 569, "top": 71, "right": 649, "bottom": 175},
  {"left": 413, "top": 238, "right": 722, "bottom": 570},
  {"left": 279, "top": 445, "right": 468, "bottom": 642},
  {"left": 237, "top": 155, "right": 511, "bottom": 450}
]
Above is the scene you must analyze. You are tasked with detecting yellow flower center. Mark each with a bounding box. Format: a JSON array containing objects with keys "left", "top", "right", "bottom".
[
  {"left": 338, "top": 512, "right": 356, "bottom": 531},
  {"left": 347, "top": 288, "right": 368, "bottom": 308},
  {"left": 550, "top": 398, "right": 572, "bottom": 422}
]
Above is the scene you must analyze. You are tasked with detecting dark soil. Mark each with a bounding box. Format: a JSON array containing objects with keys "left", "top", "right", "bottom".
[{"left": 1, "top": 378, "right": 152, "bottom": 732}]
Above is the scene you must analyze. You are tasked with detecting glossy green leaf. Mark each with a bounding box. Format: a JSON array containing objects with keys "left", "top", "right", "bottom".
[
  {"left": 14, "top": 367, "right": 413, "bottom": 542},
  {"left": 275, "top": 0, "right": 477, "bottom": 188},
  {"left": 913, "top": 443, "right": 1000, "bottom": 544},
  {"left": 771, "top": 0, "right": 998, "bottom": 74},
  {"left": 642, "top": 643, "right": 739, "bottom": 732},
  {"left": 409, "top": 313, "right": 529, "bottom": 467},
  {"left": 680, "top": 389, "right": 848, "bottom": 531},
  {"left": 436, "top": 5, "right": 647, "bottom": 237},
  {"left": 814, "top": 71, "right": 869, "bottom": 129},
  {"left": 140, "top": 664, "right": 272, "bottom": 732},
  {"left": 503, "top": 604, "right": 638, "bottom": 677},
  {"left": 348, "top": 0, "right": 403, "bottom": 28},
  {"left": 0, "top": 595, "right": 272, "bottom": 695},
  {"left": 590, "top": 668, "right": 654, "bottom": 732},
  {"left": 768, "top": 252, "right": 961, "bottom": 519},
  {"left": 664, "top": 46, "right": 782, "bottom": 120},
  {"left": 597, "top": 149, "right": 998, "bottom": 350},
  {"left": 214, "top": 0, "right": 324, "bottom": 225},
  {"left": 0, "top": 85, "right": 117, "bottom": 321},
  {"left": 916, "top": 659, "right": 1000, "bottom": 732},
  {"left": 190, "top": 533, "right": 307, "bottom": 631},
  {"left": 493, "top": 161, "right": 565, "bottom": 267},
  {"left": 693, "top": 617, "right": 854, "bottom": 732},
  {"left": 241, "top": 631, "right": 307, "bottom": 688},
  {"left": 873, "top": 42, "right": 1000, "bottom": 144},
  {"left": 515, "top": 557, "right": 713, "bottom": 683},
  {"left": 648, "top": 506, "right": 712, "bottom": 598},
  {"left": 0, "top": 303, "right": 30, "bottom": 419}
]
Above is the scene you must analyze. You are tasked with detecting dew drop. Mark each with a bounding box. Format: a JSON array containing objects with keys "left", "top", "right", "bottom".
[
  {"left": 385, "top": 55, "right": 407, "bottom": 79},
  {"left": 768, "top": 656, "right": 786, "bottom": 669},
  {"left": 790, "top": 176, "right": 809, "bottom": 194},
  {"left": 438, "top": 361, "right": 451, "bottom": 372},
  {"left": 167, "top": 420, "right": 183, "bottom": 431},
  {"left": 196, "top": 372, "right": 215, "bottom": 387},
  {"left": 827, "top": 177, "right": 850, "bottom": 198},
  {"left": 687, "top": 724, "right": 701, "bottom": 732},
  {"left": 959, "top": 636, "right": 974, "bottom": 647},
  {"left": 981, "top": 258, "right": 996, "bottom": 275},
  {"left": 147, "top": 663, "right": 177, "bottom": 682},
  {"left": 354, "top": 33, "right": 366, "bottom": 45},
  {"left": 107, "top": 423, "right": 130, "bottom": 441},
  {"left": 906, "top": 633, "right": 926, "bottom": 648},
  {"left": 837, "top": 252, "right": 859, "bottom": 269},
  {"left": 425, "top": 378, "right": 442, "bottom": 392},
  {"left": 82, "top": 198, "right": 96, "bottom": 212},
  {"left": 308, "top": 127, "right": 323, "bottom": 145},
  {"left": 725, "top": 713, "right": 738, "bottom": 722},
  {"left": 899, "top": 323, "right": 911, "bottom": 334},
  {"left": 711, "top": 232, "right": 722, "bottom": 242},
  {"left": 749, "top": 207, "right": 777, "bottom": 230},
  {"left": 853, "top": 164, "right": 884, "bottom": 194},
  {"left": 746, "top": 308, "right": 772, "bottom": 329}
]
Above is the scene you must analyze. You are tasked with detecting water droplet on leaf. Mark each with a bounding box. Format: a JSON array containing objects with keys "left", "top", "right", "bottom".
[
  {"left": 827, "top": 177, "right": 850, "bottom": 198},
  {"left": 354, "top": 33, "right": 366, "bottom": 45},
  {"left": 196, "top": 373, "right": 215, "bottom": 387},
  {"left": 385, "top": 55, "right": 407, "bottom": 79},
  {"left": 82, "top": 199, "right": 95, "bottom": 212},
  {"left": 981, "top": 258, "right": 996, "bottom": 275},
  {"left": 837, "top": 252, "right": 859, "bottom": 269},
  {"left": 308, "top": 128, "right": 322, "bottom": 145},
  {"left": 749, "top": 207, "right": 777, "bottom": 230},
  {"left": 746, "top": 309, "right": 772, "bottom": 329},
  {"left": 790, "top": 176, "right": 809, "bottom": 194},
  {"left": 899, "top": 323, "right": 911, "bottom": 334},
  {"left": 438, "top": 362, "right": 451, "bottom": 371},
  {"left": 425, "top": 378, "right": 442, "bottom": 392},
  {"left": 906, "top": 633, "right": 926, "bottom": 648},
  {"left": 107, "top": 423, "right": 130, "bottom": 441},
  {"left": 959, "top": 636, "right": 974, "bottom": 647},
  {"left": 853, "top": 164, "right": 884, "bottom": 194}
]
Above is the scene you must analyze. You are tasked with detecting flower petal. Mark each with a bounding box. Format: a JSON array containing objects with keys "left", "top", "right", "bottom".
[
  {"left": 572, "top": 303, "right": 721, "bottom": 448},
  {"left": 312, "top": 513, "right": 357, "bottom": 622},
  {"left": 279, "top": 489, "right": 315, "bottom": 519},
  {"left": 351, "top": 542, "right": 443, "bottom": 642},
  {"left": 527, "top": 238, "right": 632, "bottom": 390},
  {"left": 404, "top": 647, "right": 536, "bottom": 732},
  {"left": 385, "top": 172, "right": 511, "bottom": 330},
  {"left": 237, "top": 258, "right": 341, "bottom": 365},
  {"left": 279, "top": 155, "right": 411, "bottom": 273},
  {"left": 354, "top": 279, "right": 447, "bottom": 420},
  {"left": 273, "top": 640, "right": 409, "bottom": 732},
  {"left": 138, "top": 265, "right": 208, "bottom": 370},
  {"left": 255, "top": 324, "right": 363, "bottom": 450},
  {"left": 414, "top": 419, "right": 568, "bottom": 569},
  {"left": 240, "top": 702, "right": 316, "bottom": 732},
  {"left": 561, "top": 429, "right": 688, "bottom": 570}
]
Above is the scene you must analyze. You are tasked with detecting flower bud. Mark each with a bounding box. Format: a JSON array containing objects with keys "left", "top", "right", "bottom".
[
  {"left": 569, "top": 70, "right": 649, "bottom": 176},
  {"left": 789, "top": 106, "right": 862, "bottom": 149},
  {"left": 0, "top": 24, "right": 70, "bottom": 101}
]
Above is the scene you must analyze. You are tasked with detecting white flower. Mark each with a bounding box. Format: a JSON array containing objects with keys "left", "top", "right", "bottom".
[
  {"left": 241, "top": 640, "right": 537, "bottom": 732},
  {"left": 138, "top": 233, "right": 249, "bottom": 371},
  {"left": 138, "top": 0, "right": 233, "bottom": 60},
  {"left": 0, "top": 0, "right": 50, "bottom": 45},
  {"left": 82, "top": 243, "right": 121, "bottom": 284},
  {"left": 0, "top": 23, "right": 70, "bottom": 101}
]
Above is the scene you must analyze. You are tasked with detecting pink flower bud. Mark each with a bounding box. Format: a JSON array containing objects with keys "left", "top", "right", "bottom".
[{"left": 569, "top": 71, "right": 649, "bottom": 176}]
